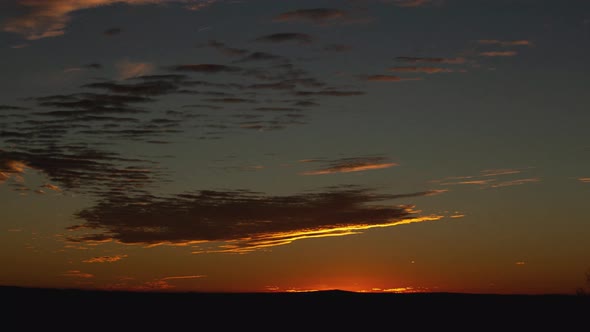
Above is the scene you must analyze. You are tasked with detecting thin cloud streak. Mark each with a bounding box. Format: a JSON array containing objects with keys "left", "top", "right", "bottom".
[{"left": 3, "top": 0, "right": 218, "bottom": 40}]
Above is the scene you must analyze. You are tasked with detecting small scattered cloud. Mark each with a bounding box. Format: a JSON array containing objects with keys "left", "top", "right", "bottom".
[
  {"left": 515, "top": 261, "right": 526, "bottom": 265},
  {"left": 169, "top": 64, "right": 242, "bottom": 73},
  {"left": 42, "top": 183, "right": 61, "bottom": 192},
  {"left": 2, "top": 0, "right": 218, "bottom": 40},
  {"left": 479, "top": 51, "right": 518, "bottom": 57},
  {"left": 300, "top": 156, "right": 398, "bottom": 175},
  {"left": 389, "top": 66, "right": 452, "bottom": 74},
  {"left": 395, "top": 56, "right": 466, "bottom": 64},
  {"left": 391, "top": 0, "right": 432, "bottom": 7},
  {"left": 578, "top": 177, "right": 590, "bottom": 183},
  {"left": 205, "top": 40, "right": 248, "bottom": 57},
  {"left": 117, "top": 60, "right": 155, "bottom": 79},
  {"left": 490, "top": 178, "right": 540, "bottom": 188},
  {"left": 103, "top": 27, "right": 122, "bottom": 36},
  {"left": 363, "top": 75, "right": 423, "bottom": 82},
  {"left": 477, "top": 40, "right": 533, "bottom": 47},
  {"left": 82, "top": 254, "right": 128, "bottom": 263},
  {"left": 62, "top": 270, "right": 94, "bottom": 278},
  {"left": 254, "top": 33, "right": 313, "bottom": 44},
  {"left": 273, "top": 8, "right": 348, "bottom": 24}
]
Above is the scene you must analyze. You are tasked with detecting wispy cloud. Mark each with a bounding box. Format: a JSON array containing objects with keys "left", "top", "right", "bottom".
[
  {"left": 2, "top": 0, "right": 217, "bottom": 40},
  {"left": 477, "top": 40, "right": 533, "bottom": 47},
  {"left": 254, "top": 33, "right": 313, "bottom": 44},
  {"left": 578, "top": 177, "right": 590, "bottom": 183},
  {"left": 389, "top": 66, "right": 452, "bottom": 74},
  {"left": 117, "top": 60, "right": 155, "bottom": 79},
  {"left": 479, "top": 51, "right": 518, "bottom": 57},
  {"left": 394, "top": 56, "right": 466, "bottom": 64},
  {"left": 82, "top": 254, "right": 128, "bottom": 263},
  {"left": 68, "top": 186, "right": 445, "bottom": 253},
  {"left": 273, "top": 8, "right": 348, "bottom": 24},
  {"left": 363, "top": 75, "right": 423, "bottom": 82},
  {"left": 62, "top": 270, "right": 94, "bottom": 278},
  {"left": 300, "top": 156, "right": 398, "bottom": 175},
  {"left": 391, "top": 0, "right": 432, "bottom": 7},
  {"left": 103, "top": 27, "right": 122, "bottom": 36},
  {"left": 433, "top": 168, "right": 539, "bottom": 189}
]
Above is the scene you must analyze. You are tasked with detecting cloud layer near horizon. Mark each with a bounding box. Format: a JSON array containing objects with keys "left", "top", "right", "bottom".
[{"left": 68, "top": 186, "right": 445, "bottom": 252}]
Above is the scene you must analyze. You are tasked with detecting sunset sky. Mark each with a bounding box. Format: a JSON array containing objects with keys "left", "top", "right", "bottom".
[{"left": 1, "top": 0, "right": 589, "bottom": 294}]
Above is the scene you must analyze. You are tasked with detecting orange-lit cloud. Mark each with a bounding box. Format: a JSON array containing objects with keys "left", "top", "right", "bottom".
[
  {"left": 477, "top": 39, "right": 533, "bottom": 47},
  {"left": 42, "top": 183, "right": 62, "bottom": 192},
  {"left": 515, "top": 261, "right": 526, "bottom": 265},
  {"left": 300, "top": 156, "right": 398, "bottom": 175},
  {"left": 490, "top": 178, "right": 540, "bottom": 188},
  {"left": 479, "top": 51, "right": 518, "bottom": 57},
  {"left": 391, "top": 0, "right": 431, "bottom": 7},
  {"left": 116, "top": 60, "right": 155, "bottom": 79},
  {"left": 578, "top": 178, "right": 590, "bottom": 183},
  {"left": 273, "top": 8, "right": 348, "bottom": 24},
  {"left": 389, "top": 66, "right": 453, "bottom": 74},
  {"left": 364, "top": 75, "right": 423, "bottom": 82},
  {"left": 82, "top": 254, "right": 128, "bottom": 263},
  {"left": 68, "top": 186, "right": 445, "bottom": 253},
  {"left": 3, "top": 0, "right": 217, "bottom": 40},
  {"left": 62, "top": 270, "right": 94, "bottom": 278},
  {"left": 106, "top": 275, "right": 206, "bottom": 291}
]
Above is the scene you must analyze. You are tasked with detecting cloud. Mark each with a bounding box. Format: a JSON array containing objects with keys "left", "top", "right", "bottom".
[
  {"left": 62, "top": 270, "right": 94, "bottom": 278},
  {"left": 477, "top": 40, "right": 533, "bottom": 47},
  {"left": 68, "top": 186, "right": 444, "bottom": 252},
  {"left": 395, "top": 56, "right": 466, "bottom": 64},
  {"left": 103, "top": 27, "right": 122, "bottom": 36},
  {"left": 389, "top": 66, "right": 452, "bottom": 74},
  {"left": 273, "top": 8, "right": 348, "bottom": 24},
  {"left": 117, "top": 60, "right": 155, "bottom": 79},
  {"left": 169, "top": 64, "right": 242, "bottom": 73},
  {"left": 434, "top": 168, "right": 539, "bottom": 189},
  {"left": 391, "top": 0, "right": 432, "bottom": 8},
  {"left": 363, "top": 75, "right": 423, "bottom": 82},
  {"left": 82, "top": 254, "right": 128, "bottom": 263},
  {"left": 300, "top": 156, "right": 398, "bottom": 175},
  {"left": 254, "top": 33, "right": 313, "bottom": 44},
  {"left": 578, "top": 178, "right": 590, "bottom": 183},
  {"left": 479, "top": 51, "right": 518, "bottom": 57},
  {"left": 42, "top": 183, "right": 61, "bottom": 191},
  {"left": 2, "top": 0, "right": 217, "bottom": 40},
  {"left": 206, "top": 40, "right": 248, "bottom": 57},
  {"left": 489, "top": 178, "right": 540, "bottom": 188}
]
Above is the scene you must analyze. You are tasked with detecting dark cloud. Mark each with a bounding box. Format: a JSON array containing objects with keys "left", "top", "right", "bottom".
[
  {"left": 300, "top": 156, "right": 398, "bottom": 175},
  {"left": 68, "top": 186, "right": 444, "bottom": 252},
  {"left": 295, "top": 89, "right": 364, "bottom": 97},
  {"left": 395, "top": 56, "right": 466, "bottom": 64},
  {"left": 324, "top": 44, "right": 352, "bottom": 52},
  {"left": 0, "top": 105, "right": 28, "bottom": 111},
  {"left": 0, "top": 146, "right": 160, "bottom": 195},
  {"left": 84, "top": 63, "right": 103, "bottom": 69},
  {"left": 479, "top": 51, "right": 518, "bottom": 57},
  {"left": 389, "top": 66, "right": 452, "bottom": 74},
  {"left": 169, "top": 64, "right": 242, "bottom": 73},
  {"left": 103, "top": 28, "right": 122, "bottom": 36},
  {"left": 254, "top": 33, "right": 313, "bottom": 44},
  {"left": 363, "top": 75, "right": 423, "bottom": 82},
  {"left": 235, "top": 51, "right": 286, "bottom": 63},
  {"left": 206, "top": 40, "right": 248, "bottom": 57},
  {"left": 391, "top": 0, "right": 432, "bottom": 7},
  {"left": 273, "top": 8, "right": 348, "bottom": 24}
]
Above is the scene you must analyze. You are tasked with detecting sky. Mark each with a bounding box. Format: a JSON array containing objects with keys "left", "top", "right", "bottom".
[{"left": 0, "top": 0, "right": 589, "bottom": 295}]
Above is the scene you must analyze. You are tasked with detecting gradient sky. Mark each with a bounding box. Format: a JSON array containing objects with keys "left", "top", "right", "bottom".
[{"left": 1, "top": 0, "right": 589, "bottom": 294}]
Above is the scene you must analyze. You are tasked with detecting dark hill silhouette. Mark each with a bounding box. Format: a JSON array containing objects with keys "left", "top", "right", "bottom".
[{"left": 2, "top": 285, "right": 588, "bottom": 329}]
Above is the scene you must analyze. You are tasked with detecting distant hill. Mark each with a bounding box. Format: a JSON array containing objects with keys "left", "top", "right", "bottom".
[{"left": 2, "top": 285, "right": 588, "bottom": 328}]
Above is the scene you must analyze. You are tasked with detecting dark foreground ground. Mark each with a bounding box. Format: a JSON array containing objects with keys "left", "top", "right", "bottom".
[{"left": 2, "top": 286, "right": 589, "bottom": 328}]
